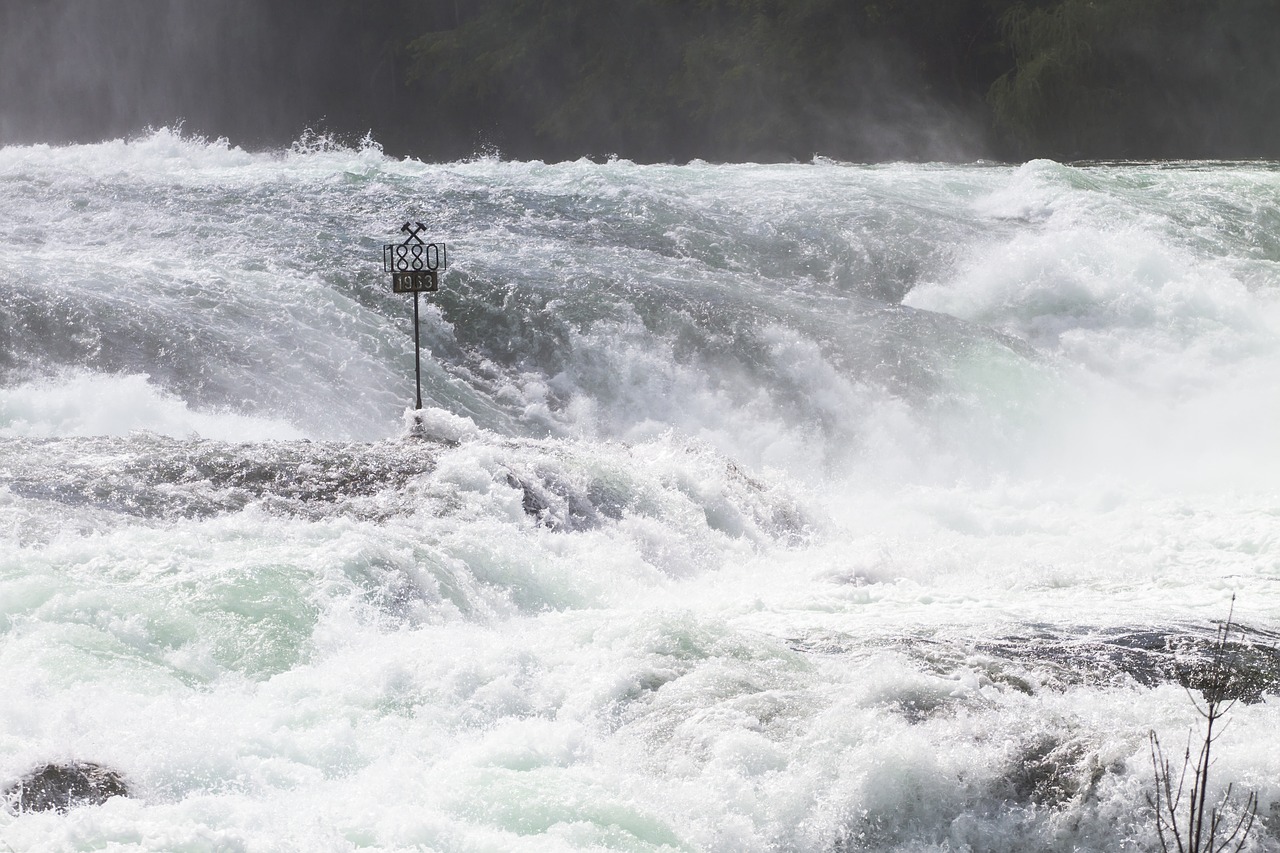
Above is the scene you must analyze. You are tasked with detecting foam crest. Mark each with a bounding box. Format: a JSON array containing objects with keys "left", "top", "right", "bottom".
[
  {"left": 909, "top": 224, "right": 1271, "bottom": 377},
  {"left": 899, "top": 161, "right": 1280, "bottom": 486},
  {"left": 0, "top": 126, "right": 256, "bottom": 178},
  {"left": 0, "top": 126, "right": 418, "bottom": 189}
]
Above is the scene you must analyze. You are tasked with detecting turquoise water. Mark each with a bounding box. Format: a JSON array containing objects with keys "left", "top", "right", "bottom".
[{"left": 2, "top": 131, "right": 1280, "bottom": 851}]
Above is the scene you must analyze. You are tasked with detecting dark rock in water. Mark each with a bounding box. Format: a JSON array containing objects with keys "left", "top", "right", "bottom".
[
  {"left": 1007, "top": 733, "right": 1106, "bottom": 808},
  {"left": 504, "top": 468, "right": 605, "bottom": 532},
  {"left": 2, "top": 762, "right": 129, "bottom": 813},
  {"left": 507, "top": 471, "right": 550, "bottom": 520}
]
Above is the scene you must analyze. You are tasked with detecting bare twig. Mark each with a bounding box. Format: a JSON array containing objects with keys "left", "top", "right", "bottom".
[{"left": 1149, "top": 596, "right": 1259, "bottom": 853}]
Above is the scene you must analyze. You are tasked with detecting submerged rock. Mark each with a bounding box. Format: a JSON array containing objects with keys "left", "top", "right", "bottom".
[
  {"left": 2, "top": 762, "right": 129, "bottom": 813},
  {"left": 785, "top": 623, "right": 1280, "bottom": 701},
  {"left": 0, "top": 435, "right": 441, "bottom": 524}
]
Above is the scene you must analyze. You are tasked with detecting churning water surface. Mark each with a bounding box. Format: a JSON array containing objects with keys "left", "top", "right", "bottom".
[{"left": 2, "top": 130, "right": 1280, "bottom": 852}]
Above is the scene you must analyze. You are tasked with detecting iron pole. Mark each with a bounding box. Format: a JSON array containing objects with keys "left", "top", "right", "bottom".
[{"left": 413, "top": 290, "right": 423, "bottom": 410}]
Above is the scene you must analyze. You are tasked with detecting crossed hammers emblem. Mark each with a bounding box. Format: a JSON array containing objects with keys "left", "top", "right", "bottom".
[{"left": 400, "top": 222, "right": 428, "bottom": 246}]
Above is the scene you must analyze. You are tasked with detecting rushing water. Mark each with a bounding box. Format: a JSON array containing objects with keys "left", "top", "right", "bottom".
[{"left": 2, "top": 130, "right": 1280, "bottom": 852}]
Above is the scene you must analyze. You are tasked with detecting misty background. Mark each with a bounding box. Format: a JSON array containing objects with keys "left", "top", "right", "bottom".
[{"left": 1, "top": 0, "right": 1278, "bottom": 162}]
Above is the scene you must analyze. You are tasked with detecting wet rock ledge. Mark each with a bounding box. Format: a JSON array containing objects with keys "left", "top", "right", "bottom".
[{"left": 2, "top": 762, "right": 129, "bottom": 814}]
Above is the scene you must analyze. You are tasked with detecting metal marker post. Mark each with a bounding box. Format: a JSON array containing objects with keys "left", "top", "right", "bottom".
[
  {"left": 383, "top": 222, "right": 447, "bottom": 411},
  {"left": 412, "top": 284, "right": 422, "bottom": 410}
]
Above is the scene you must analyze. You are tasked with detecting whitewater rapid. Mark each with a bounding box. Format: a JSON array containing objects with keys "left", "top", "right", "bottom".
[{"left": 1, "top": 131, "right": 1279, "bottom": 851}]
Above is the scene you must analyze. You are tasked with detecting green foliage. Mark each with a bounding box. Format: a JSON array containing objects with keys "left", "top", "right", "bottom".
[
  {"left": 988, "top": 0, "right": 1175, "bottom": 156},
  {"left": 410, "top": 0, "right": 687, "bottom": 157},
  {"left": 988, "top": 0, "right": 1280, "bottom": 159}
]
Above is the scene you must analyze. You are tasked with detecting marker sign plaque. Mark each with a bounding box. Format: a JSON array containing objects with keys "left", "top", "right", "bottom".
[
  {"left": 391, "top": 269, "right": 438, "bottom": 293},
  {"left": 384, "top": 226, "right": 446, "bottom": 289}
]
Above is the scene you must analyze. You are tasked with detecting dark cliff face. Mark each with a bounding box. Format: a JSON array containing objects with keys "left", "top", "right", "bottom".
[{"left": 1, "top": 0, "right": 1279, "bottom": 162}]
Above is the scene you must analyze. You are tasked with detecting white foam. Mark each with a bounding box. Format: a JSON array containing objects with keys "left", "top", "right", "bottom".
[
  {"left": 902, "top": 163, "right": 1280, "bottom": 488},
  {"left": 0, "top": 372, "right": 304, "bottom": 441}
]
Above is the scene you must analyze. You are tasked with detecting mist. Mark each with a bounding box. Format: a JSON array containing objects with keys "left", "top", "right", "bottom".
[
  {"left": 0, "top": 0, "right": 408, "bottom": 151},
  {"left": 1, "top": 0, "right": 1279, "bottom": 162}
]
